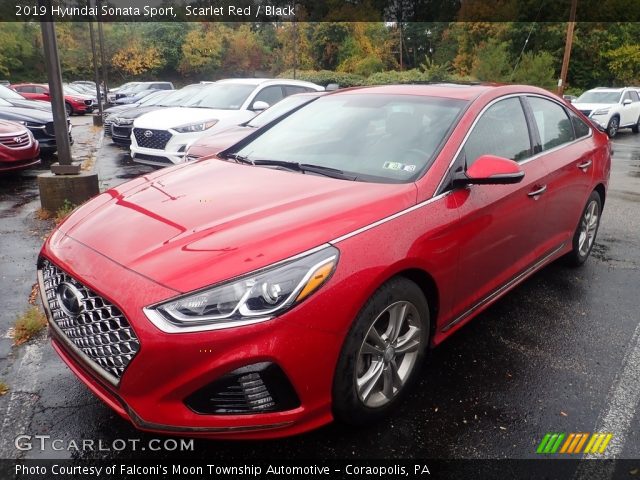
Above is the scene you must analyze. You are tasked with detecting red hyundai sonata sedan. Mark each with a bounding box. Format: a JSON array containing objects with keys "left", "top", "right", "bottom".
[{"left": 38, "top": 84, "right": 610, "bottom": 439}]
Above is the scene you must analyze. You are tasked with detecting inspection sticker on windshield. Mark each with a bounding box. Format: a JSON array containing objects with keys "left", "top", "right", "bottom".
[{"left": 383, "top": 162, "right": 416, "bottom": 172}]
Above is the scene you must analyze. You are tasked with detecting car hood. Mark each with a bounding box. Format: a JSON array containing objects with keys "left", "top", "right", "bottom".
[
  {"left": 57, "top": 159, "right": 417, "bottom": 293},
  {"left": 187, "top": 126, "right": 252, "bottom": 157},
  {"left": 7, "top": 99, "right": 52, "bottom": 112},
  {"left": 134, "top": 107, "right": 248, "bottom": 130},
  {"left": 0, "top": 106, "right": 53, "bottom": 123},
  {"left": 104, "top": 104, "right": 139, "bottom": 116},
  {"left": 572, "top": 102, "right": 614, "bottom": 111},
  {"left": 115, "top": 105, "right": 164, "bottom": 120}
]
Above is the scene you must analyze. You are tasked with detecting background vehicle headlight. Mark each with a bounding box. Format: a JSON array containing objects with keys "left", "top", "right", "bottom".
[
  {"left": 147, "top": 246, "right": 339, "bottom": 331},
  {"left": 114, "top": 118, "right": 133, "bottom": 126},
  {"left": 173, "top": 120, "right": 218, "bottom": 133},
  {"left": 592, "top": 108, "right": 610, "bottom": 116}
]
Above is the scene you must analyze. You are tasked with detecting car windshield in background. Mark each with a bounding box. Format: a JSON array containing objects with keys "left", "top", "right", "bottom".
[
  {"left": 235, "top": 94, "right": 466, "bottom": 183},
  {"left": 0, "top": 85, "right": 25, "bottom": 100},
  {"left": 63, "top": 86, "right": 84, "bottom": 96},
  {"left": 577, "top": 91, "right": 622, "bottom": 103},
  {"left": 156, "top": 85, "right": 206, "bottom": 107},
  {"left": 184, "top": 83, "right": 256, "bottom": 110},
  {"left": 246, "top": 94, "right": 319, "bottom": 128}
]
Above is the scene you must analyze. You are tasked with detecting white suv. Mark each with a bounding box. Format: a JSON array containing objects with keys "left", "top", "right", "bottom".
[
  {"left": 130, "top": 78, "right": 324, "bottom": 167},
  {"left": 573, "top": 87, "right": 640, "bottom": 138}
]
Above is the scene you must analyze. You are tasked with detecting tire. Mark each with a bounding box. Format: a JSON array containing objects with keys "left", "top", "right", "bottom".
[
  {"left": 606, "top": 116, "right": 619, "bottom": 138},
  {"left": 332, "top": 277, "right": 429, "bottom": 426},
  {"left": 65, "top": 102, "right": 72, "bottom": 117},
  {"left": 632, "top": 116, "right": 640, "bottom": 134},
  {"left": 564, "top": 190, "right": 602, "bottom": 267}
]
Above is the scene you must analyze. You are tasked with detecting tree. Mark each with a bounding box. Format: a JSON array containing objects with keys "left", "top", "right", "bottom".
[
  {"left": 471, "top": 40, "right": 511, "bottom": 82},
  {"left": 111, "top": 41, "right": 164, "bottom": 76},
  {"left": 179, "top": 24, "right": 226, "bottom": 77},
  {"left": 511, "top": 51, "right": 556, "bottom": 89},
  {"left": 606, "top": 45, "right": 640, "bottom": 85}
]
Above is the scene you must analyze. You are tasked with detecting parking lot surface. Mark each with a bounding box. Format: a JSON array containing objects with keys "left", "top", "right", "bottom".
[{"left": 0, "top": 121, "right": 638, "bottom": 464}]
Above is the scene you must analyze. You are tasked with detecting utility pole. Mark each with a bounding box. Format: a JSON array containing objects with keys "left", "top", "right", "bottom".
[
  {"left": 39, "top": 3, "right": 75, "bottom": 172},
  {"left": 97, "top": 0, "right": 109, "bottom": 95},
  {"left": 88, "top": 16, "right": 103, "bottom": 120},
  {"left": 399, "top": 23, "right": 403, "bottom": 71},
  {"left": 558, "top": 0, "right": 578, "bottom": 96}
]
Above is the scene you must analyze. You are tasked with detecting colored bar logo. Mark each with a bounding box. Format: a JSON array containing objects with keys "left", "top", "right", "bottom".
[{"left": 536, "top": 433, "right": 613, "bottom": 454}]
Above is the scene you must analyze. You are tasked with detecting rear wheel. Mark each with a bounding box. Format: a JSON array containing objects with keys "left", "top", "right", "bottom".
[
  {"left": 333, "top": 277, "right": 429, "bottom": 426},
  {"left": 564, "top": 190, "right": 602, "bottom": 267},
  {"left": 606, "top": 116, "right": 619, "bottom": 138},
  {"left": 632, "top": 115, "right": 640, "bottom": 134}
]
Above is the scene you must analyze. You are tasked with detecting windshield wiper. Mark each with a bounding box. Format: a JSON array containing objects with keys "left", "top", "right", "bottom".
[
  {"left": 252, "top": 160, "right": 356, "bottom": 180},
  {"left": 219, "top": 152, "right": 254, "bottom": 165}
]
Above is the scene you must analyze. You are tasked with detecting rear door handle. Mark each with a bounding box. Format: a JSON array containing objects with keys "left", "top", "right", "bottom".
[
  {"left": 527, "top": 185, "right": 547, "bottom": 198},
  {"left": 577, "top": 160, "right": 592, "bottom": 171}
]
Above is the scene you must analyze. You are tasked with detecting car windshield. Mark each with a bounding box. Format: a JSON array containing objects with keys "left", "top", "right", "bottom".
[
  {"left": 183, "top": 83, "right": 256, "bottom": 110},
  {"left": 576, "top": 91, "right": 622, "bottom": 104},
  {"left": 139, "top": 90, "right": 172, "bottom": 105},
  {"left": 246, "top": 94, "right": 319, "bottom": 128},
  {"left": 156, "top": 85, "right": 205, "bottom": 107},
  {"left": 0, "top": 85, "right": 25, "bottom": 100},
  {"left": 234, "top": 94, "right": 466, "bottom": 183}
]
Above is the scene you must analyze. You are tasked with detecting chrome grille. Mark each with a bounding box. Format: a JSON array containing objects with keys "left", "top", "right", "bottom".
[
  {"left": 84, "top": 99, "right": 92, "bottom": 106},
  {"left": 112, "top": 125, "right": 131, "bottom": 137},
  {"left": 0, "top": 132, "right": 30, "bottom": 148},
  {"left": 44, "top": 121, "right": 55, "bottom": 136},
  {"left": 104, "top": 120, "right": 112, "bottom": 136},
  {"left": 133, "top": 128, "right": 171, "bottom": 150},
  {"left": 40, "top": 259, "right": 140, "bottom": 383}
]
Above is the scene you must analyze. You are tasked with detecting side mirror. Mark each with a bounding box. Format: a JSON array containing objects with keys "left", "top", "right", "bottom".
[
  {"left": 453, "top": 155, "right": 525, "bottom": 187},
  {"left": 623, "top": 99, "right": 632, "bottom": 106},
  {"left": 252, "top": 100, "right": 270, "bottom": 111}
]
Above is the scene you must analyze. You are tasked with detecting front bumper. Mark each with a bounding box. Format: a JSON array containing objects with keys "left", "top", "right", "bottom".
[
  {"left": 111, "top": 124, "right": 132, "bottom": 147},
  {"left": 130, "top": 130, "right": 201, "bottom": 166},
  {"left": 39, "top": 232, "right": 341, "bottom": 439}
]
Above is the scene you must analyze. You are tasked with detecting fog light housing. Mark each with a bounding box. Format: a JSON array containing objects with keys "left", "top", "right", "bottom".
[{"left": 184, "top": 363, "right": 300, "bottom": 414}]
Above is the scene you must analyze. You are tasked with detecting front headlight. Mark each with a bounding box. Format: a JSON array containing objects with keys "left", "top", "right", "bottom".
[
  {"left": 173, "top": 120, "right": 218, "bottom": 133},
  {"left": 145, "top": 246, "right": 339, "bottom": 333},
  {"left": 592, "top": 108, "right": 610, "bottom": 116},
  {"left": 114, "top": 118, "right": 133, "bottom": 126}
]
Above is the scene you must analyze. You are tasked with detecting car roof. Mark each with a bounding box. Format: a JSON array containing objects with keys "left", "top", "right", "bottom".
[
  {"left": 326, "top": 83, "right": 527, "bottom": 101},
  {"left": 591, "top": 87, "right": 625, "bottom": 92},
  {"left": 216, "top": 78, "right": 322, "bottom": 89}
]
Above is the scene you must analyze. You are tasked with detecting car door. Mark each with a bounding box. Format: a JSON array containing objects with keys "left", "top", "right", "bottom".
[
  {"left": 15, "top": 85, "right": 37, "bottom": 100},
  {"left": 445, "top": 96, "right": 551, "bottom": 320},
  {"left": 625, "top": 90, "right": 640, "bottom": 127},
  {"left": 524, "top": 95, "right": 596, "bottom": 251}
]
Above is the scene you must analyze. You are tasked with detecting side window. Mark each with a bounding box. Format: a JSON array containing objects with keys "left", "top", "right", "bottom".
[
  {"left": 528, "top": 96, "right": 574, "bottom": 151},
  {"left": 568, "top": 110, "right": 590, "bottom": 139},
  {"left": 284, "top": 86, "right": 310, "bottom": 96},
  {"left": 464, "top": 97, "right": 532, "bottom": 167},
  {"left": 34, "top": 86, "right": 47, "bottom": 94},
  {"left": 253, "top": 86, "right": 284, "bottom": 108},
  {"left": 629, "top": 90, "right": 640, "bottom": 102},
  {"left": 622, "top": 91, "right": 632, "bottom": 103}
]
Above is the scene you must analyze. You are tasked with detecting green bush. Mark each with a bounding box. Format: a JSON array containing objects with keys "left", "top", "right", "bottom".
[{"left": 278, "top": 70, "right": 365, "bottom": 87}]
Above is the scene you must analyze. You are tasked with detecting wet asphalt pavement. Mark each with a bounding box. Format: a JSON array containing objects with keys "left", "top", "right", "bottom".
[{"left": 0, "top": 119, "right": 638, "bottom": 466}]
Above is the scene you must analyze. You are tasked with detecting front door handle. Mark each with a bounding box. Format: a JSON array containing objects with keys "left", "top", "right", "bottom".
[
  {"left": 528, "top": 185, "right": 547, "bottom": 198},
  {"left": 577, "top": 160, "right": 592, "bottom": 171}
]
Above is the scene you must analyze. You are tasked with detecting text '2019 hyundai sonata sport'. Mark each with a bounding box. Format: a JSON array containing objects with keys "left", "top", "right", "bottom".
[{"left": 38, "top": 84, "right": 610, "bottom": 439}]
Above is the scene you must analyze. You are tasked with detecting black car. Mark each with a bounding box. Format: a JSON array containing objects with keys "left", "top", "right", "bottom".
[{"left": 0, "top": 100, "right": 72, "bottom": 153}]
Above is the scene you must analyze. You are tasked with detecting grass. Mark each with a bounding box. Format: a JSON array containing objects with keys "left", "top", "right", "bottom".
[
  {"left": 0, "top": 382, "right": 8, "bottom": 396},
  {"left": 35, "top": 200, "right": 76, "bottom": 226},
  {"left": 13, "top": 306, "right": 47, "bottom": 346}
]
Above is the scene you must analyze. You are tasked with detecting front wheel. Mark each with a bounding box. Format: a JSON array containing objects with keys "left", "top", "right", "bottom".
[
  {"left": 564, "top": 190, "right": 602, "bottom": 267},
  {"left": 606, "top": 116, "right": 619, "bottom": 138},
  {"left": 632, "top": 115, "right": 640, "bottom": 134},
  {"left": 332, "top": 277, "right": 429, "bottom": 426},
  {"left": 65, "top": 102, "right": 72, "bottom": 117}
]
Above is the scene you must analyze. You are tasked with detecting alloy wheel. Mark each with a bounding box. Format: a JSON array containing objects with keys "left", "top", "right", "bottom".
[
  {"left": 355, "top": 301, "right": 422, "bottom": 408},
  {"left": 578, "top": 199, "right": 599, "bottom": 256}
]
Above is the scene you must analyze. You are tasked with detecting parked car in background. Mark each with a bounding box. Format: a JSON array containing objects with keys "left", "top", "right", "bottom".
[
  {"left": 0, "top": 84, "right": 52, "bottom": 112},
  {"left": 112, "top": 89, "right": 159, "bottom": 106},
  {"left": 106, "top": 82, "right": 141, "bottom": 104},
  {"left": 38, "top": 84, "right": 610, "bottom": 438},
  {"left": 0, "top": 98, "right": 72, "bottom": 153},
  {"left": 185, "top": 91, "right": 325, "bottom": 161},
  {"left": 112, "top": 81, "right": 174, "bottom": 103},
  {"left": 573, "top": 87, "right": 640, "bottom": 137},
  {"left": 131, "top": 78, "right": 323, "bottom": 166},
  {"left": 110, "top": 84, "right": 207, "bottom": 147},
  {"left": 12, "top": 83, "right": 94, "bottom": 116},
  {"left": 103, "top": 90, "right": 175, "bottom": 136},
  {"left": 0, "top": 119, "right": 40, "bottom": 172}
]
